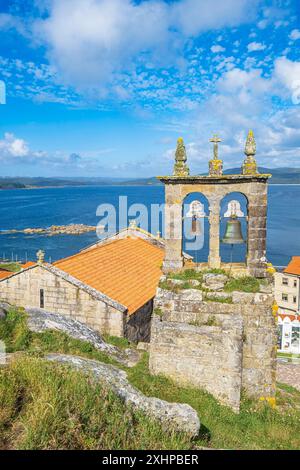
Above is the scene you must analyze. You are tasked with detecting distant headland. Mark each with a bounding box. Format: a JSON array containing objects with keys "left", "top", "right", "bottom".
[
  {"left": 0, "top": 167, "right": 300, "bottom": 189},
  {"left": 0, "top": 224, "right": 100, "bottom": 236}
]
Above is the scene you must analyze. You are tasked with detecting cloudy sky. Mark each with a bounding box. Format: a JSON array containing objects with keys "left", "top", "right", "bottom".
[{"left": 0, "top": 0, "right": 299, "bottom": 177}]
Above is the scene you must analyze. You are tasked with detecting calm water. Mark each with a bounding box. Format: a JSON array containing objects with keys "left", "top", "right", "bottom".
[{"left": 0, "top": 185, "right": 299, "bottom": 267}]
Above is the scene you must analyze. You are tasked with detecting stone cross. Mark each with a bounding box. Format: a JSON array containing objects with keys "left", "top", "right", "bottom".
[{"left": 210, "top": 134, "right": 221, "bottom": 160}]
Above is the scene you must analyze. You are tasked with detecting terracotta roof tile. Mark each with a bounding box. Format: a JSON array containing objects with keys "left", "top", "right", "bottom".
[
  {"left": 0, "top": 269, "right": 13, "bottom": 280},
  {"left": 284, "top": 257, "right": 300, "bottom": 276},
  {"left": 54, "top": 237, "right": 164, "bottom": 314},
  {"left": 22, "top": 262, "right": 36, "bottom": 269}
]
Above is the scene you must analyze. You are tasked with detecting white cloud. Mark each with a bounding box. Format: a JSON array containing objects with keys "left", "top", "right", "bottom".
[
  {"left": 0, "top": 133, "right": 29, "bottom": 159},
  {"left": 247, "top": 42, "right": 266, "bottom": 52},
  {"left": 32, "top": 0, "right": 257, "bottom": 92},
  {"left": 289, "top": 29, "right": 300, "bottom": 41},
  {"left": 217, "top": 68, "right": 270, "bottom": 104},
  {"left": 211, "top": 45, "right": 225, "bottom": 53},
  {"left": 274, "top": 57, "right": 300, "bottom": 103},
  {"left": 0, "top": 132, "right": 116, "bottom": 170},
  {"left": 171, "top": 0, "right": 257, "bottom": 36}
]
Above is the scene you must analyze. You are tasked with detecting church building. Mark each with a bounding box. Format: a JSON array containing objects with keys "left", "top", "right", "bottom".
[{"left": 0, "top": 226, "right": 166, "bottom": 342}]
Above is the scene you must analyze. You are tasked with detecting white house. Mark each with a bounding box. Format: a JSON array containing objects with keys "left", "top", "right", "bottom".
[{"left": 274, "top": 257, "right": 300, "bottom": 354}]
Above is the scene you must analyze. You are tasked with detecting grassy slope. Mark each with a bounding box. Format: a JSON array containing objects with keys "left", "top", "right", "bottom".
[{"left": 1, "top": 308, "right": 300, "bottom": 450}]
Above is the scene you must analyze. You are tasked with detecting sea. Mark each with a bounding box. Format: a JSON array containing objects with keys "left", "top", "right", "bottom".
[{"left": 0, "top": 185, "right": 299, "bottom": 268}]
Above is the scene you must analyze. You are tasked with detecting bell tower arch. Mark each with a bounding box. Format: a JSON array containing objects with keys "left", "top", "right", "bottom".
[{"left": 158, "top": 132, "right": 271, "bottom": 278}]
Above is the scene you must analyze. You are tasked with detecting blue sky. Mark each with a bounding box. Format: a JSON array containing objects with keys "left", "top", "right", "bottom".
[{"left": 0, "top": 0, "right": 299, "bottom": 177}]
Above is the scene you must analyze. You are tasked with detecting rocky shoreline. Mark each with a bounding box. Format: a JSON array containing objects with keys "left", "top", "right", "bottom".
[{"left": 1, "top": 224, "right": 101, "bottom": 236}]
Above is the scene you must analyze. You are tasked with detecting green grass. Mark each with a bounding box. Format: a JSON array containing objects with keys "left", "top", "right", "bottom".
[
  {"left": 161, "top": 270, "right": 261, "bottom": 300},
  {"left": 102, "top": 334, "right": 132, "bottom": 350},
  {"left": 224, "top": 276, "right": 260, "bottom": 293},
  {"left": 1, "top": 307, "right": 300, "bottom": 450},
  {"left": 0, "top": 308, "right": 123, "bottom": 368},
  {"left": 0, "top": 262, "right": 21, "bottom": 273},
  {"left": 278, "top": 352, "right": 300, "bottom": 360},
  {"left": 203, "top": 295, "right": 233, "bottom": 304},
  {"left": 128, "top": 355, "right": 300, "bottom": 450},
  {"left": 0, "top": 356, "right": 189, "bottom": 450},
  {"left": 168, "top": 269, "right": 204, "bottom": 281}
]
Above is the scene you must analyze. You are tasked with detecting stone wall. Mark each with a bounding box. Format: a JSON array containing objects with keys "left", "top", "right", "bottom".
[
  {"left": 0, "top": 265, "right": 126, "bottom": 338},
  {"left": 150, "top": 287, "right": 277, "bottom": 411},
  {"left": 150, "top": 315, "right": 243, "bottom": 411}
]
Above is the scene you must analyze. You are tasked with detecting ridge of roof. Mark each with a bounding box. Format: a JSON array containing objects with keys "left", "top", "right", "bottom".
[
  {"left": 80, "top": 226, "right": 165, "bottom": 253},
  {"left": 54, "top": 236, "right": 163, "bottom": 267}
]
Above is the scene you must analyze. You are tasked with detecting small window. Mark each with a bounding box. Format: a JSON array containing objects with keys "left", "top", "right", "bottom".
[
  {"left": 40, "top": 289, "right": 44, "bottom": 309},
  {"left": 282, "top": 293, "right": 288, "bottom": 302},
  {"left": 282, "top": 278, "right": 289, "bottom": 286},
  {"left": 294, "top": 280, "right": 297, "bottom": 288},
  {"left": 293, "top": 296, "right": 297, "bottom": 304}
]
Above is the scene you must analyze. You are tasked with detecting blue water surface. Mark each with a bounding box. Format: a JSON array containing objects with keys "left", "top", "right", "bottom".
[{"left": 0, "top": 185, "right": 298, "bottom": 267}]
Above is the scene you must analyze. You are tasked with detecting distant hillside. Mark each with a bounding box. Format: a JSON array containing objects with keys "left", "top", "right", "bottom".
[
  {"left": 111, "top": 168, "right": 300, "bottom": 185},
  {"left": 223, "top": 167, "right": 300, "bottom": 184},
  {"left": 0, "top": 168, "right": 299, "bottom": 189},
  {"left": 0, "top": 176, "right": 132, "bottom": 189}
]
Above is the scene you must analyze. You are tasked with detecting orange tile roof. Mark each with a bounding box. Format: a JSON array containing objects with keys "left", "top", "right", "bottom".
[
  {"left": 21, "top": 261, "right": 36, "bottom": 269},
  {"left": 284, "top": 257, "right": 300, "bottom": 276},
  {"left": 54, "top": 237, "right": 164, "bottom": 314},
  {"left": 0, "top": 269, "right": 13, "bottom": 280},
  {"left": 279, "top": 314, "right": 299, "bottom": 322}
]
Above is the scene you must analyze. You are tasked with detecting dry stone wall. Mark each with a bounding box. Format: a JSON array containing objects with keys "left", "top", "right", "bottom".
[{"left": 150, "top": 286, "right": 277, "bottom": 411}]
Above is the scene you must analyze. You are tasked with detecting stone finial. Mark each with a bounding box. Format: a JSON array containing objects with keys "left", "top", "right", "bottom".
[
  {"left": 209, "top": 134, "right": 223, "bottom": 176},
  {"left": 129, "top": 219, "right": 137, "bottom": 229},
  {"left": 244, "top": 129, "right": 256, "bottom": 157},
  {"left": 173, "top": 137, "right": 190, "bottom": 177},
  {"left": 36, "top": 249, "right": 45, "bottom": 264},
  {"left": 242, "top": 130, "right": 258, "bottom": 175}
]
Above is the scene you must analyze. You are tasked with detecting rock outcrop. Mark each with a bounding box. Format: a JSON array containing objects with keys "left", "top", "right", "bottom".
[
  {"left": 46, "top": 353, "right": 200, "bottom": 437},
  {"left": 26, "top": 308, "right": 140, "bottom": 367},
  {"left": 3, "top": 224, "right": 103, "bottom": 236},
  {"left": 0, "top": 301, "right": 10, "bottom": 319},
  {"left": 203, "top": 273, "right": 228, "bottom": 291}
]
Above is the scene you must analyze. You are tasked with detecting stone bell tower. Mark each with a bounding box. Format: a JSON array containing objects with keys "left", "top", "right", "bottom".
[{"left": 158, "top": 131, "right": 271, "bottom": 278}]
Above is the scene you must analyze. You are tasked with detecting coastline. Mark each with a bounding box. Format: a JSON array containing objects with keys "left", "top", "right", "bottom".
[{"left": 1, "top": 182, "right": 300, "bottom": 191}]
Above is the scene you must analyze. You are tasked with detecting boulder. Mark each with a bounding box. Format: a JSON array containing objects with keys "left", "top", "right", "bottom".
[
  {"left": 46, "top": 354, "right": 200, "bottom": 437},
  {"left": 203, "top": 274, "right": 228, "bottom": 291},
  {"left": 189, "top": 279, "right": 201, "bottom": 287},
  {"left": 0, "top": 301, "right": 11, "bottom": 319},
  {"left": 168, "top": 279, "right": 186, "bottom": 286},
  {"left": 25, "top": 308, "right": 140, "bottom": 367}
]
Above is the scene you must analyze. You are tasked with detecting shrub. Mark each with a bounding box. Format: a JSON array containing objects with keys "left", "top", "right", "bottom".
[{"left": 224, "top": 276, "right": 260, "bottom": 293}]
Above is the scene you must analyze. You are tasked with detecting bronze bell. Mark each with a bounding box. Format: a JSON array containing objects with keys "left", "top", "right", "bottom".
[{"left": 221, "top": 217, "right": 245, "bottom": 244}]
